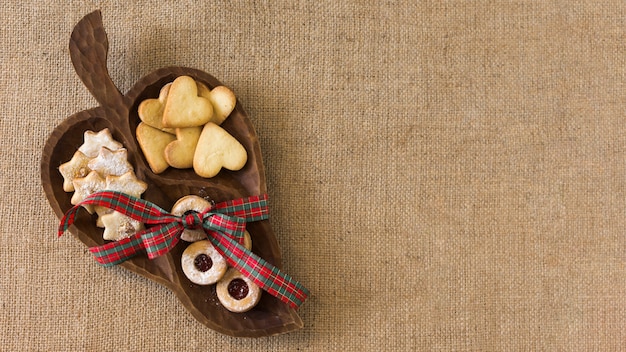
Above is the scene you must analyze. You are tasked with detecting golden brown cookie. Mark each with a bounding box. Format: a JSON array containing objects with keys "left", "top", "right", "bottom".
[
  {"left": 193, "top": 122, "right": 247, "bottom": 178},
  {"left": 94, "top": 171, "right": 148, "bottom": 228},
  {"left": 207, "top": 86, "right": 237, "bottom": 125},
  {"left": 196, "top": 83, "right": 236, "bottom": 125},
  {"left": 164, "top": 126, "right": 203, "bottom": 169},
  {"left": 78, "top": 128, "right": 123, "bottom": 158},
  {"left": 136, "top": 122, "right": 176, "bottom": 174},
  {"left": 100, "top": 210, "right": 145, "bottom": 241},
  {"left": 137, "top": 83, "right": 176, "bottom": 134},
  {"left": 162, "top": 76, "right": 213, "bottom": 128},
  {"left": 58, "top": 150, "right": 91, "bottom": 192},
  {"left": 87, "top": 147, "right": 133, "bottom": 177},
  {"left": 71, "top": 170, "right": 105, "bottom": 212}
]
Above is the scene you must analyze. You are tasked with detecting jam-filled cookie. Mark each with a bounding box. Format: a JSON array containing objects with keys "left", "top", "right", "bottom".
[
  {"left": 216, "top": 268, "right": 261, "bottom": 313},
  {"left": 171, "top": 195, "right": 213, "bottom": 242},
  {"left": 181, "top": 240, "right": 227, "bottom": 285}
]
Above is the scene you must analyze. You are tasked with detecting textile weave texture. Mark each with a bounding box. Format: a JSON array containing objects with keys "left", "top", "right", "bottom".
[{"left": 1, "top": 1, "right": 625, "bottom": 350}]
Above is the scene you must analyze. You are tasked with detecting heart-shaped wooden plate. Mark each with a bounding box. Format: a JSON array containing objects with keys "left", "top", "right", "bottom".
[{"left": 40, "top": 10, "right": 303, "bottom": 337}]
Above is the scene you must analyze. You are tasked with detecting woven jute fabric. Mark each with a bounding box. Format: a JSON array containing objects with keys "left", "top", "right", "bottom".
[{"left": 2, "top": 1, "right": 625, "bottom": 350}]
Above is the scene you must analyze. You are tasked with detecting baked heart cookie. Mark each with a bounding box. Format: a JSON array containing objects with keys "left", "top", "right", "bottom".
[
  {"left": 193, "top": 122, "right": 248, "bottom": 178},
  {"left": 139, "top": 77, "right": 242, "bottom": 176},
  {"left": 197, "top": 83, "right": 237, "bottom": 126},
  {"left": 162, "top": 76, "right": 214, "bottom": 128},
  {"left": 136, "top": 122, "right": 176, "bottom": 174},
  {"left": 137, "top": 82, "right": 176, "bottom": 134},
  {"left": 164, "top": 126, "right": 203, "bottom": 169}
]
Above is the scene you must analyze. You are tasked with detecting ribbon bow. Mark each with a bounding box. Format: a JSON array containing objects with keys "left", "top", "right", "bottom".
[{"left": 58, "top": 191, "right": 308, "bottom": 309}]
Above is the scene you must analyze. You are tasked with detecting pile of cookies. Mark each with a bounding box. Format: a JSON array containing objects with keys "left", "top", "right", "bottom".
[
  {"left": 175, "top": 195, "right": 261, "bottom": 313},
  {"left": 59, "top": 86, "right": 260, "bottom": 312},
  {"left": 58, "top": 128, "right": 148, "bottom": 241},
  {"left": 136, "top": 76, "right": 247, "bottom": 178},
  {"left": 59, "top": 128, "right": 260, "bottom": 312}
]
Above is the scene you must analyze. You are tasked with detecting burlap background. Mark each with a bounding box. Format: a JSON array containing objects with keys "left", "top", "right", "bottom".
[{"left": 2, "top": 1, "right": 625, "bottom": 350}]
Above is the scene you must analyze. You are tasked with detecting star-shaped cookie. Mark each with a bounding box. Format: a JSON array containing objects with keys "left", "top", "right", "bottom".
[
  {"left": 88, "top": 147, "right": 133, "bottom": 177},
  {"left": 104, "top": 171, "right": 148, "bottom": 198},
  {"left": 78, "top": 128, "right": 123, "bottom": 158},
  {"left": 58, "top": 150, "right": 91, "bottom": 192},
  {"left": 92, "top": 171, "right": 149, "bottom": 227},
  {"left": 71, "top": 170, "right": 105, "bottom": 212},
  {"left": 100, "top": 211, "right": 144, "bottom": 241},
  {"left": 94, "top": 206, "right": 112, "bottom": 228}
]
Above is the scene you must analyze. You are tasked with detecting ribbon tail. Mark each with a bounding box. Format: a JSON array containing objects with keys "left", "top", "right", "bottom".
[
  {"left": 207, "top": 232, "right": 309, "bottom": 309},
  {"left": 213, "top": 194, "right": 270, "bottom": 222},
  {"left": 88, "top": 233, "right": 145, "bottom": 267},
  {"left": 142, "top": 222, "right": 183, "bottom": 259},
  {"left": 87, "top": 223, "right": 184, "bottom": 266},
  {"left": 58, "top": 202, "right": 84, "bottom": 237},
  {"left": 58, "top": 191, "right": 178, "bottom": 236}
]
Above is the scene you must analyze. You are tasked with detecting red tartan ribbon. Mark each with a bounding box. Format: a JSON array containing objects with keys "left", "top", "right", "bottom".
[{"left": 58, "top": 191, "right": 308, "bottom": 309}]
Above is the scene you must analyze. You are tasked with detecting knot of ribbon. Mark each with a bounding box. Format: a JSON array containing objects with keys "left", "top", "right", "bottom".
[
  {"left": 183, "top": 211, "right": 204, "bottom": 229},
  {"left": 58, "top": 190, "right": 308, "bottom": 309}
]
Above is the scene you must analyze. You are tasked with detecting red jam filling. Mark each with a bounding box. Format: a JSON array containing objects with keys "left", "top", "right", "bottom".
[
  {"left": 194, "top": 253, "right": 213, "bottom": 272},
  {"left": 228, "top": 279, "right": 249, "bottom": 300}
]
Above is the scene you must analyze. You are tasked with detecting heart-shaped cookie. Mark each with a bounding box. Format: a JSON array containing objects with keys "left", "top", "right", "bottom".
[
  {"left": 197, "top": 83, "right": 237, "bottom": 126},
  {"left": 137, "top": 83, "right": 176, "bottom": 134},
  {"left": 40, "top": 10, "right": 303, "bottom": 337},
  {"left": 193, "top": 122, "right": 248, "bottom": 178},
  {"left": 162, "top": 76, "right": 213, "bottom": 128},
  {"left": 136, "top": 122, "right": 176, "bottom": 174},
  {"left": 164, "top": 126, "right": 202, "bottom": 169}
]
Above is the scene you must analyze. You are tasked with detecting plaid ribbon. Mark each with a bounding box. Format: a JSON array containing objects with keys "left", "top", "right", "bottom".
[{"left": 58, "top": 191, "right": 308, "bottom": 309}]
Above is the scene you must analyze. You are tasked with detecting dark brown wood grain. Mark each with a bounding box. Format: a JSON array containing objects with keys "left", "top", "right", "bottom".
[{"left": 40, "top": 10, "right": 302, "bottom": 337}]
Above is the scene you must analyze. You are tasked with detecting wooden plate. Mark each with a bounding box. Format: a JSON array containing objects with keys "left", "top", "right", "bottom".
[{"left": 40, "top": 10, "right": 303, "bottom": 337}]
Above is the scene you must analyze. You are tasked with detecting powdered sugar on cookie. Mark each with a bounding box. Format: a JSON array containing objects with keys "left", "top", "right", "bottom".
[
  {"left": 88, "top": 147, "right": 133, "bottom": 177},
  {"left": 59, "top": 150, "right": 91, "bottom": 192},
  {"left": 59, "top": 128, "right": 148, "bottom": 242},
  {"left": 78, "top": 128, "right": 123, "bottom": 158}
]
